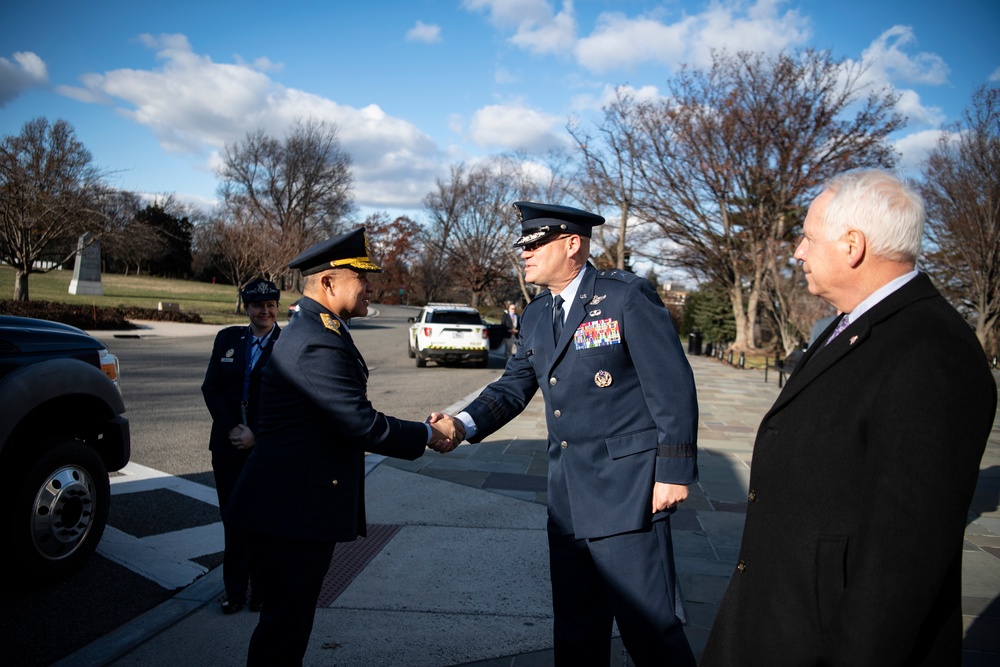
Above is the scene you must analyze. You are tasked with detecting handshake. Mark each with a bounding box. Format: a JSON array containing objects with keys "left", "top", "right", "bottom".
[{"left": 425, "top": 412, "right": 465, "bottom": 454}]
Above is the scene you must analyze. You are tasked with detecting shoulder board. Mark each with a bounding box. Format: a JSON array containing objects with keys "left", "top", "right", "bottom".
[
  {"left": 598, "top": 269, "right": 639, "bottom": 283},
  {"left": 320, "top": 313, "right": 342, "bottom": 335}
]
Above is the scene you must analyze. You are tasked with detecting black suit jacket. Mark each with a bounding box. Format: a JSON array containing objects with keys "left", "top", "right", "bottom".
[
  {"left": 225, "top": 297, "right": 427, "bottom": 544},
  {"left": 500, "top": 311, "right": 518, "bottom": 338},
  {"left": 201, "top": 324, "right": 280, "bottom": 459},
  {"left": 702, "top": 273, "right": 997, "bottom": 666}
]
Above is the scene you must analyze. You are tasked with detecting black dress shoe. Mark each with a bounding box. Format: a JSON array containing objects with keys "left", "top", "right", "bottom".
[
  {"left": 248, "top": 597, "right": 263, "bottom": 612},
  {"left": 221, "top": 596, "right": 245, "bottom": 614}
]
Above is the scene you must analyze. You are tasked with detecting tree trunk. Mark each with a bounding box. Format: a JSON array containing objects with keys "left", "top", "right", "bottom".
[
  {"left": 728, "top": 284, "right": 751, "bottom": 350},
  {"left": 13, "top": 269, "right": 29, "bottom": 301},
  {"left": 616, "top": 206, "right": 628, "bottom": 271}
]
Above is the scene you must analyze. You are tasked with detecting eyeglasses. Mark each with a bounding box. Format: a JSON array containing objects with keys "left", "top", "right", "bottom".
[{"left": 521, "top": 235, "right": 570, "bottom": 252}]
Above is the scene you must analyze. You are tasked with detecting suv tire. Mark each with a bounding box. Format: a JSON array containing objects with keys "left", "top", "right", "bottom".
[
  {"left": 415, "top": 353, "right": 427, "bottom": 368},
  {"left": 6, "top": 439, "right": 111, "bottom": 585},
  {"left": 407, "top": 338, "right": 416, "bottom": 358}
]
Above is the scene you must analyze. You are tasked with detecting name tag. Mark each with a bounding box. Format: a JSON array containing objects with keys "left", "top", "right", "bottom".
[
  {"left": 221, "top": 358, "right": 234, "bottom": 363},
  {"left": 574, "top": 318, "right": 621, "bottom": 350}
]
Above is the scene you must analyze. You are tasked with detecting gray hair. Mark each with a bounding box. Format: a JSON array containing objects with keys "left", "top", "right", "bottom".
[{"left": 821, "top": 169, "right": 924, "bottom": 263}]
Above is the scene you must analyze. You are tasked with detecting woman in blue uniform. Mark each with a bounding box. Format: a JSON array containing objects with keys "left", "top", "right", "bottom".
[{"left": 201, "top": 278, "right": 281, "bottom": 614}]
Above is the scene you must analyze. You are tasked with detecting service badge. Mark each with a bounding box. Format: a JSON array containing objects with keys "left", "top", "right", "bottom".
[{"left": 594, "top": 370, "right": 613, "bottom": 387}]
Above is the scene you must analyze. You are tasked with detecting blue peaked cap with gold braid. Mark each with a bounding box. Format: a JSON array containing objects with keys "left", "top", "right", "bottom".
[
  {"left": 512, "top": 201, "right": 605, "bottom": 248},
  {"left": 289, "top": 227, "right": 384, "bottom": 276}
]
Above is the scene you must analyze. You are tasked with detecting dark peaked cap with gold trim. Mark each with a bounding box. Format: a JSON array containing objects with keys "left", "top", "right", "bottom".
[
  {"left": 512, "top": 201, "right": 605, "bottom": 248},
  {"left": 289, "top": 227, "right": 383, "bottom": 276}
]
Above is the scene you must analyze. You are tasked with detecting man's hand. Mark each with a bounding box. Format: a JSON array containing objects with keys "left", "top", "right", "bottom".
[
  {"left": 426, "top": 412, "right": 466, "bottom": 453},
  {"left": 652, "top": 482, "right": 688, "bottom": 513},
  {"left": 228, "top": 423, "right": 256, "bottom": 450}
]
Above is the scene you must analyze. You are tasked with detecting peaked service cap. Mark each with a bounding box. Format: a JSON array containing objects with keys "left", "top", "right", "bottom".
[
  {"left": 240, "top": 278, "right": 280, "bottom": 303},
  {"left": 289, "top": 227, "right": 383, "bottom": 276},
  {"left": 512, "top": 201, "right": 605, "bottom": 248}
]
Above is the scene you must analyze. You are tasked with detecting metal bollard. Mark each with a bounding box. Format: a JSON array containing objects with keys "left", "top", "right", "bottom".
[{"left": 739, "top": 351, "right": 745, "bottom": 369}]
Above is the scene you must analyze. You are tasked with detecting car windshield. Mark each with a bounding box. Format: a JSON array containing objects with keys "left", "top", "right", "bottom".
[{"left": 430, "top": 312, "right": 482, "bottom": 325}]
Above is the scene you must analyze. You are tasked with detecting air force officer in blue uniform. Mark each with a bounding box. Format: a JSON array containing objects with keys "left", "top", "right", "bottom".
[
  {"left": 440, "top": 202, "right": 699, "bottom": 666},
  {"left": 226, "top": 228, "right": 459, "bottom": 666}
]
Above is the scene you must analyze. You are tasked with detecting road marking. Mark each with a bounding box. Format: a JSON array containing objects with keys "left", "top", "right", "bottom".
[{"left": 100, "top": 462, "right": 222, "bottom": 590}]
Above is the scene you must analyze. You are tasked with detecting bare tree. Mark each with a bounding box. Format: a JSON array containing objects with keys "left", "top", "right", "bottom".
[
  {"left": 568, "top": 87, "right": 646, "bottom": 270},
  {"left": 627, "top": 50, "right": 901, "bottom": 350},
  {"left": 216, "top": 118, "right": 354, "bottom": 290},
  {"left": 0, "top": 118, "right": 110, "bottom": 300},
  {"left": 423, "top": 156, "right": 540, "bottom": 306},
  {"left": 919, "top": 84, "right": 1000, "bottom": 356},
  {"left": 198, "top": 203, "right": 275, "bottom": 312}
]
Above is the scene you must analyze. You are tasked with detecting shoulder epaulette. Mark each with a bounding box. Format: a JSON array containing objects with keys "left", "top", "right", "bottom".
[
  {"left": 598, "top": 269, "right": 639, "bottom": 283},
  {"left": 320, "top": 313, "right": 342, "bottom": 335}
]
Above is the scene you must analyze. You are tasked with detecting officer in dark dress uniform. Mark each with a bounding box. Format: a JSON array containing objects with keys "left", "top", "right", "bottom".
[
  {"left": 225, "top": 228, "right": 459, "bottom": 666},
  {"left": 201, "top": 278, "right": 281, "bottom": 614},
  {"left": 436, "top": 202, "right": 699, "bottom": 667}
]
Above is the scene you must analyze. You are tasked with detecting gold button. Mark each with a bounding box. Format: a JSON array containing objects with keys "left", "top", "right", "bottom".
[
  {"left": 549, "top": 377, "right": 557, "bottom": 385},
  {"left": 553, "top": 409, "right": 561, "bottom": 417},
  {"left": 331, "top": 479, "right": 339, "bottom": 486},
  {"left": 737, "top": 560, "right": 747, "bottom": 573},
  {"left": 560, "top": 441, "right": 568, "bottom": 449},
  {"left": 748, "top": 490, "right": 756, "bottom": 502}
]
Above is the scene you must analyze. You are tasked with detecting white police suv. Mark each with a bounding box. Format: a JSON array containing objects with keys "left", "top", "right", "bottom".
[{"left": 407, "top": 303, "right": 490, "bottom": 368}]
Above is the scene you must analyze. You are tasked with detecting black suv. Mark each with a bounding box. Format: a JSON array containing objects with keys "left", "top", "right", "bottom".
[{"left": 0, "top": 315, "right": 130, "bottom": 585}]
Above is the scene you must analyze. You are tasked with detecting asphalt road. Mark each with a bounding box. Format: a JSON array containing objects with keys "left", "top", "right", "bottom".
[{"left": 0, "top": 304, "right": 506, "bottom": 666}]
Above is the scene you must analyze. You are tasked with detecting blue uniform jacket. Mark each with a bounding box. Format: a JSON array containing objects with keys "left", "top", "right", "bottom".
[
  {"left": 201, "top": 324, "right": 280, "bottom": 459},
  {"left": 226, "top": 297, "right": 427, "bottom": 543},
  {"left": 462, "top": 263, "right": 699, "bottom": 539}
]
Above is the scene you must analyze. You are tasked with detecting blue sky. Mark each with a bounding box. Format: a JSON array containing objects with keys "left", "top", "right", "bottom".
[{"left": 1, "top": 0, "right": 998, "bottom": 223}]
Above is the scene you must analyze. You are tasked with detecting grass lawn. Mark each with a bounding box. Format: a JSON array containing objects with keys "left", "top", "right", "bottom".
[{"left": 0, "top": 266, "right": 301, "bottom": 325}]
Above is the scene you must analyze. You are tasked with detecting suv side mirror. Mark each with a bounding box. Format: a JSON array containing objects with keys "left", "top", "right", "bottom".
[{"left": 407, "top": 317, "right": 416, "bottom": 323}]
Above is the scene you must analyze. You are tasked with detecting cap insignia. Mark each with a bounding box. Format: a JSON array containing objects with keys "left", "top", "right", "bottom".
[{"left": 320, "top": 313, "right": 342, "bottom": 335}]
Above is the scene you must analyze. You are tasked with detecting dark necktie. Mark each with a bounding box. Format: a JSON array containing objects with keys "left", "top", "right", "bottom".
[{"left": 552, "top": 295, "right": 564, "bottom": 343}]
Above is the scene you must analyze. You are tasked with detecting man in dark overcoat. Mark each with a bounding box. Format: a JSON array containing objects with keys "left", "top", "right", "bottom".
[
  {"left": 226, "top": 228, "right": 459, "bottom": 666},
  {"left": 701, "top": 170, "right": 997, "bottom": 666},
  {"left": 202, "top": 278, "right": 281, "bottom": 613},
  {"left": 433, "top": 202, "right": 699, "bottom": 666}
]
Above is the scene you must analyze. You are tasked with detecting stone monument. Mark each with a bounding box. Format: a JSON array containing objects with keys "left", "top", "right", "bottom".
[{"left": 68, "top": 232, "right": 103, "bottom": 296}]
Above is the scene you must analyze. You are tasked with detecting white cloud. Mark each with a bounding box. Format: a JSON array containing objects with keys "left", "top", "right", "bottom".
[
  {"left": 841, "top": 26, "right": 951, "bottom": 130},
  {"left": 0, "top": 51, "right": 49, "bottom": 107},
  {"left": 570, "top": 83, "right": 663, "bottom": 113},
  {"left": 405, "top": 20, "right": 443, "bottom": 44},
  {"left": 467, "top": 0, "right": 810, "bottom": 73},
  {"left": 462, "top": 0, "right": 557, "bottom": 28},
  {"left": 894, "top": 89, "right": 946, "bottom": 127},
  {"left": 893, "top": 128, "right": 946, "bottom": 173},
  {"left": 575, "top": 13, "right": 688, "bottom": 72},
  {"left": 56, "top": 33, "right": 444, "bottom": 208},
  {"left": 859, "top": 26, "right": 949, "bottom": 86},
  {"left": 468, "top": 102, "right": 569, "bottom": 150},
  {"left": 990, "top": 67, "right": 1000, "bottom": 82},
  {"left": 464, "top": 0, "right": 577, "bottom": 55}
]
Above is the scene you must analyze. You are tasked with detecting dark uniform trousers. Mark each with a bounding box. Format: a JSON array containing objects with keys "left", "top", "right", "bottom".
[
  {"left": 212, "top": 450, "right": 255, "bottom": 603},
  {"left": 549, "top": 519, "right": 695, "bottom": 667},
  {"left": 247, "top": 535, "right": 336, "bottom": 667}
]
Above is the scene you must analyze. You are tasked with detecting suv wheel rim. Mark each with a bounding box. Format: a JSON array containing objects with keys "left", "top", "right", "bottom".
[{"left": 31, "top": 465, "right": 96, "bottom": 560}]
